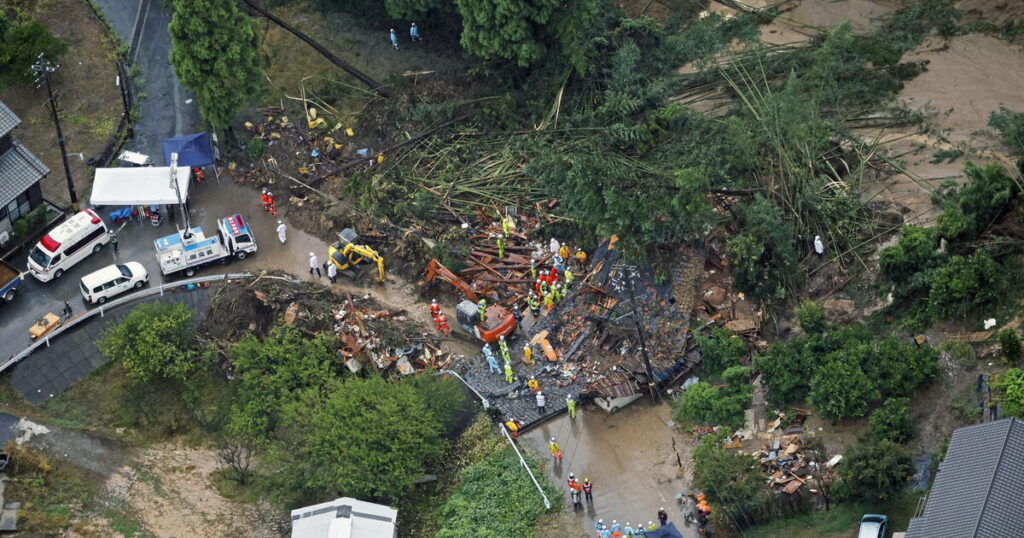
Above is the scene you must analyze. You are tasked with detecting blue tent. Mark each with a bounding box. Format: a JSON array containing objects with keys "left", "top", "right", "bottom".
[
  {"left": 644, "top": 523, "right": 684, "bottom": 538},
  {"left": 162, "top": 132, "right": 214, "bottom": 167}
]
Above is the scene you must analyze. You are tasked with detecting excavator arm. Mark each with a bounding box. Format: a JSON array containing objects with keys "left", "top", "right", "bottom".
[
  {"left": 342, "top": 244, "right": 386, "bottom": 283},
  {"left": 425, "top": 259, "right": 479, "bottom": 302}
]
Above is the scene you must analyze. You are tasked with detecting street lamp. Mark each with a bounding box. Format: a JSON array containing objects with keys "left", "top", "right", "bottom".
[
  {"left": 611, "top": 263, "right": 661, "bottom": 403},
  {"left": 31, "top": 54, "right": 79, "bottom": 212}
]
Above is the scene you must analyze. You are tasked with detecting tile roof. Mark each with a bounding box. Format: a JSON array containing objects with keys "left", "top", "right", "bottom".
[
  {"left": 0, "top": 142, "right": 49, "bottom": 207},
  {"left": 0, "top": 101, "right": 21, "bottom": 138},
  {"left": 906, "top": 418, "right": 1024, "bottom": 538}
]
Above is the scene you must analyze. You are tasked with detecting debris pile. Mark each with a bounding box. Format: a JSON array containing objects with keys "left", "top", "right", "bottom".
[{"left": 757, "top": 436, "right": 810, "bottom": 495}]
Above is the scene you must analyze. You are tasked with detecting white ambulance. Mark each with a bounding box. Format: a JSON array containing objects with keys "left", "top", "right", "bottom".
[{"left": 27, "top": 209, "right": 110, "bottom": 282}]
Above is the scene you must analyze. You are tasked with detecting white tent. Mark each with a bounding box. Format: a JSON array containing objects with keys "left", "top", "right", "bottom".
[{"left": 90, "top": 166, "right": 191, "bottom": 206}]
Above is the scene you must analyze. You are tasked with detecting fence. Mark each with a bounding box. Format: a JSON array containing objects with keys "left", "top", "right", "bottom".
[{"left": 0, "top": 272, "right": 253, "bottom": 374}]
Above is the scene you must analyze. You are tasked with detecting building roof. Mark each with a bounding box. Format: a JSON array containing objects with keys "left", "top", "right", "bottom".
[
  {"left": 906, "top": 418, "right": 1024, "bottom": 538},
  {"left": 0, "top": 101, "right": 21, "bottom": 138},
  {"left": 0, "top": 142, "right": 49, "bottom": 207},
  {"left": 290, "top": 497, "right": 397, "bottom": 538}
]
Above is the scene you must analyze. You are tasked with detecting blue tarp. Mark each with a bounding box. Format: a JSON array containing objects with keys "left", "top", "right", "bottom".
[
  {"left": 162, "top": 132, "right": 214, "bottom": 167},
  {"left": 644, "top": 523, "right": 684, "bottom": 538}
]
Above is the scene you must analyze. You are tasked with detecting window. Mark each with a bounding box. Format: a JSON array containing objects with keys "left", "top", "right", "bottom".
[
  {"left": 117, "top": 264, "right": 131, "bottom": 278},
  {"left": 235, "top": 233, "right": 251, "bottom": 244},
  {"left": 114, "top": 277, "right": 128, "bottom": 285},
  {"left": 5, "top": 200, "right": 18, "bottom": 222},
  {"left": 66, "top": 227, "right": 106, "bottom": 256}
]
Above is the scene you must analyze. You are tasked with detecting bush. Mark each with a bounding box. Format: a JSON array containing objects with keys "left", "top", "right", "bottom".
[
  {"left": 808, "top": 345, "right": 879, "bottom": 420},
  {"left": 836, "top": 438, "right": 914, "bottom": 503},
  {"left": 879, "top": 225, "right": 941, "bottom": 284},
  {"left": 872, "top": 337, "right": 938, "bottom": 397},
  {"left": 0, "top": 10, "right": 67, "bottom": 88},
  {"left": 998, "top": 329, "right": 1022, "bottom": 362},
  {"left": 727, "top": 195, "right": 800, "bottom": 303},
  {"left": 927, "top": 251, "right": 1006, "bottom": 320},
  {"left": 991, "top": 368, "right": 1024, "bottom": 418},
  {"left": 696, "top": 328, "right": 747, "bottom": 377},
  {"left": 692, "top": 433, "right": 771, "bottom": 526},
  {"left": 937, "top": 163, "right": 1018, "bottom": 244},
  {"left": 673, "top": 379, "right": 751, "bottom": 430},
  {"left": 97, "top": 302, "right": 197, "bottom": 384},
  {"left": 869, "top": 398, "right": 913, "bottom": 443},
  {"left": 10, "top": 205, "right": 56, "bottom": 241},
  {"left": 756, "top": 338, "right": 818, "bottom": 406},
  {"left": 796, "top": 300, "right": 826, "bottom": 334},
  {"left": 989, "top": 107, "right": 1024, "bottom": 155}
]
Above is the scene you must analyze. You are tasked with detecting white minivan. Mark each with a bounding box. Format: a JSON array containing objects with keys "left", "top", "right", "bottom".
[
  {"left": 80, "top": 262, "right": 148, "bottom": 304},
  {"left": 27, "top": 209, "right": 110, "bottom": 282}
]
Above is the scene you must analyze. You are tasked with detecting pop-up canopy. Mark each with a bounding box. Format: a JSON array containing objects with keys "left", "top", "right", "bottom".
[
  {"left": 161, "top": 132, "right": 214, "bottom": 168},
  {"left": 90, "top": 166, "right": 191, "bottom": 206}
]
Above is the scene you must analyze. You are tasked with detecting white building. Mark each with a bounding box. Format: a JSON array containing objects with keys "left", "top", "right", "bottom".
[{"left": 290, "top": 497, "right": 397, "bottom": 538}]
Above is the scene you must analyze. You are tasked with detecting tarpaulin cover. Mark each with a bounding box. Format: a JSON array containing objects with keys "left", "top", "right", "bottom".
[
  {"left": 644, "top": 523, "right": 684, "bottom": 538},
  {"left": 90, "top": 167, "right": 191, "bottom": 206},
  {"left": 161, "top": 132, "right": 214, "bottom": 167}
]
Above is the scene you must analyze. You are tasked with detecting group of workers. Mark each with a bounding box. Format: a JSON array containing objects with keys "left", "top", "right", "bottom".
[
  {"left": 428, "top": 298, "right": 451, "bottom": 336},
  {"left": 593, "top": 512, "right": 669, "bottom": 538},
  {"left": 526, "top": 240, "right": 587, "bottom": 317},
  {"left": 389, "top": 23, "right": 421, "bottom": 51},
  {"left": 259, "top": 189, "right": 278, "bottom": 217}
]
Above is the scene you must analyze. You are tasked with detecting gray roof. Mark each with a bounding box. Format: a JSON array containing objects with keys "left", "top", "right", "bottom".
[
  {"left": 907, "top": 418, "right": 1024, "bottom": 538},
  {"left": 0, "top": 101, "right": 21, "bottom": 138},
  {"left": 0, "top": 143, "right": 49, "bottom": 207}
]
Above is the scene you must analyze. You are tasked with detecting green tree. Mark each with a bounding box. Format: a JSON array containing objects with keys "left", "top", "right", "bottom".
[
  {"left": 991, "top": 368, "right": 1024, "bottom": 417},
  {"left": 836, "top": 438, "right": 914, "bottom": 502},
  {"left": 989, "top": 107, "right": 1024, "bottom": 155},
  {"left": 879, "top": 225, "right": 941, "bottom": 284},
  {"left": 809, "top": 346, "right": 879, "bottom": 420},
  {"left": 169, "top": 0, "right": 262, "bottom": 130},
  {"left": 0, "top": 10, "right": 67, "bottom": 88},
  {"left": 727, "top": 195, "right": 800, "bottom": 303},
  {"left": 927, "top": 251, "right": 1006, "bottom": 320},
  {"left": 270, "top": 376, "right": 448, "bottom": 503},
  {"left": 999, "top": 329, "right": 1022, "bottom": 362},
  {"left": 937, "top": 163, "right": 1018, "bottom": 243},
  {"left": 872, "top": 337, "right": 938, "bottom": 396},
  {"left": 692, "top": 433, "right": 770, "bottom": 526},
  {"left": 97, "top": 302, "right": 197, "bottom": 383},
  {"left": 696, "top": 328, "right": 747, "bottom": 377},
  {"left": 869, "top": 398, "right": 913, "bottom": 443},
  {"left": 403, "top": 372, "right": 466, "bottom": 436},
  {"left": 227, "top": 325, "right": 340, "bottom": 439},
  {"left": 674, "top": 367, "right": 752, "bottom": 430},
  {"left": 756, "top": 338, "right": 817, "bottom": 406},
  {"left": 796, "top": 299, "right": 826, "bottom": 334}
]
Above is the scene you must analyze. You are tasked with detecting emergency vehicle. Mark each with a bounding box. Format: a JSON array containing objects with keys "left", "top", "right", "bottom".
[{"left": 154, "top": 214, "right": 256, "bottom": 277}]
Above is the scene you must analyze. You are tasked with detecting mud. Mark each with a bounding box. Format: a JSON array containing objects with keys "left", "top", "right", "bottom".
[{"left": 522, "top": 400, "right": 697, "bottom": 537}]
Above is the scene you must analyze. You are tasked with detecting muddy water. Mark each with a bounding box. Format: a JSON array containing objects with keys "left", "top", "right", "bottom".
[{"left": 522, "top": 400, "right": 697, "bottom": 537}]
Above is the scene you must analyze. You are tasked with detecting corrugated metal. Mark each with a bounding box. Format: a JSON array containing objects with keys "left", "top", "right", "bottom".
[{"left": 589, "top": 370, "right": 637, "bottom": 398}]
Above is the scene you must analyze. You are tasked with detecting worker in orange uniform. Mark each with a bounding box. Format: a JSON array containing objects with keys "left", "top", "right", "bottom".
[
  {"left": 548, "top": 436, "right": 563, "bottom": 461},
  {"left": 429, "top": 298, "right": 441, "bottom": 320},
  {"left": 261, "top": 189, "right": 271, "bottom": 212},
  {"left": 433, "top": 313, "right": 451, "bottom": 336},
  {"left": 192, "top": 167, "right": 206, "bottom": 183},
  {"left": 266, "top": 191, "right": 278, "bottom": 216}
]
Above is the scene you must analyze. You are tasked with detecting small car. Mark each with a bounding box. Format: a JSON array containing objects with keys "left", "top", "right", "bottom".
[
  {"left": 80, "top": 262, "right": 149, "bottom": 305},
  {"left": 858, "top": 514, "right": 889, "bottom": 538}
]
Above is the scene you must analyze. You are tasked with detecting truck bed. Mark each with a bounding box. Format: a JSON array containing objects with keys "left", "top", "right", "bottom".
[{"left": 0, "top": 260, "right": 19, "bottom": 289}]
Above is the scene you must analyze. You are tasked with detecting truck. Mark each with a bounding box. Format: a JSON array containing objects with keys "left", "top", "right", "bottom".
[
  {"left": 154, "top": 214, "right": 256, "bottom": 278},
  {"left": 0, "top": 259, "right": 24, "bottom": 304}
]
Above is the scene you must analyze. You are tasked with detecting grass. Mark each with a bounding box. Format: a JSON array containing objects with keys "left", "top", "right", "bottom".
[
  {"left": 744, "top": 492, "right": 922, "bottom": 538},
  {"left": 105, "top": 506, "right": 150, "bottom": 537},
  {"left": 5, "top": 444, "right": 100, "bottom": 534}
]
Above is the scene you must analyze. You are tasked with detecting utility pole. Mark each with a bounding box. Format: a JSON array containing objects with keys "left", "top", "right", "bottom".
[
  {"left": 32, "top": 54, "right": 79, "bottom": 211},
  {"left": 612, "top": 264, "right": 661, "bottom": 403}
]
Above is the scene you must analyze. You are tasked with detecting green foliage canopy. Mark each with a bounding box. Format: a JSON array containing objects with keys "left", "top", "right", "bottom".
[
  {"left": 989, "top": 106, "right": 1024, "bottom": 155},
  {"left": 836, "top": 439, "right": 914, "bottom": 502},
  {"left": 0, "top": 10, "right": 66, "bottom": 88},
  {"left": 692, "top": 433, "right": 770, "bottom": 525},
  {"left": 98, "top": 302, "right": 197, "bottom": 384},
  {"left": 696, "top": 328, "right": 747, "bottom": 377},
  {"left": 169, "top": 0, "right": 262, "bottom": 130},
  {"left": 796, "top": 300, "right": 826, "bottom": 334},
  {"left": 869, "top": 397, "right": 913, "bottom": 443},
  {"left": 808, "top": 345, "right": 879, "bottom": 420},
  {"left": 992, "top": 368, "right": 1024, "bottom": 418}
]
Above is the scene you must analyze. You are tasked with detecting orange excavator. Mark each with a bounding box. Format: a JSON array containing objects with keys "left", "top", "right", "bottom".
[{"left": 425, "top": 259, "right": 516, "bottom": 343}]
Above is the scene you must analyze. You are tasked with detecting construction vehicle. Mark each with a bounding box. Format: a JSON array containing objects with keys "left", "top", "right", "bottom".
[
  {"left": 328, "top": 228, "right": 385, "bottom": 283},
  {"left": 425, "top": 259, "right": 516, "bottom": 343}
]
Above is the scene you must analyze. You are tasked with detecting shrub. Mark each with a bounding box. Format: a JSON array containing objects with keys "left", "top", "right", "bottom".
[
  {"left": 796, "top": 299, "right": 826, "bottom": 334},
  {"left": 937, "top": 163, "right": 1018, "bottom": 243},
  {"left": 0, "top": 10, "right": 67, "bottom": 88},
  {"left": 879, "top": 225, "right": 941, "bottom": 283},
  {"left": 927, "top": 251, "right": 1006, "bottom": 320},
  {"left": 989, "top": 106, "right": 1024, "bottom": 155},
  {"left": 696, "top": 328, "right": 747, "bottom": 377},
  {"left": 692, "top": 433, "right": 771, "bottom": 526},
  {"left": 97, "top": 302, "right": 197, "bottom": 384},
  {"left": 998, "top": 329, "right": 1022, "bottom": 362},
  {"left": 869, "top": 397, "right": 913, "bottom": 443},
  {"left": 991, "top": 368, "right": 1024, "bottom": 418},
  {"left": 756, "top": 338, "right": 817, "bottom": 406},
  {"left": 726, "top": 195, "right": 801, "bottom": 303},
  {"left": 872, "top": 337, "right": 939, "bottom": 397},
  {"left": 808, "top": 345, "right": 879, "bottom": 420},
  {"left": 673, "top": 380, "right": 751, "bottom": 430},
  {"left": 836, "top": 438, "right": 914, "bottom": 503}
]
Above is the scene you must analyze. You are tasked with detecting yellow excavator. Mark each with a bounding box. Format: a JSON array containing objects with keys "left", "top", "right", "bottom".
[{"left": 328, "top": 228, "right": 385, "bottom": 283}]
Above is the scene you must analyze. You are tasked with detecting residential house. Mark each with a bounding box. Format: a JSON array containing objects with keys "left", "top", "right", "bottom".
[
  {"left": 290, "top": 497, "right": 397, "bottom": 538},
  {"left": 0, "top": 100, "right": 49, "bottom": 245},
  {"left": 905, "top": 417, "right": 1024, "bottom": 537}
]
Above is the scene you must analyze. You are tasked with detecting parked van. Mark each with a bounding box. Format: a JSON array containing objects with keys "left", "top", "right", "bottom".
[
  {"left": 27, "top": 209, "right": 109, "bottom": 282},
  {"left": 80, "top": 262, "right": 148, "bottom": 304}
]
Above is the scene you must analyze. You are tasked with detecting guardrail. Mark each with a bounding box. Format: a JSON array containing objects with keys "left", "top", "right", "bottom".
[{"left": 0, "top": 272, "right": 253, "bottom": 375}]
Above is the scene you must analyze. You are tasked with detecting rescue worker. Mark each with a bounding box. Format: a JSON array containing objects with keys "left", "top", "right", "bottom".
[
  {"left": 482, "top": 344, "right": 500, "bottom": 374},
  {"left": 327, "top": 260, "right": 338, "bottom": 284},
  {"left": 600, "top": 528, "right": 612, "bottom": 538},
  {"left": 623, "top": 522, "right": 634, "bottom": 536},
  {"left": 529, "top": 258, "right": 538, "bottom": 280},
  {"left": 547, "top": 435, "right": 561, "bottom": 460},
  {"left": 512, "top": 306, "right": 523, "bottom": 330},
  {"left": 575, "top": 249, "right": 588, "bottom": 270},
  {"left": 523, "top": 345, "right": 534, "bottom": 365},
  {"left": 504, "top": 417, "right": 522, "bottom": 441},
  {"left": 814, "top": 234, "right": 825, "bottom": 257},
  {"left": 543, "top": 292, "right": 555, "bottom": 311},
  {"left": 552, "top": 253, "right": 566, "bottom": 272},
  {"left": 192, "top": 167, "right": 206, "bottom": 183},
  {"left": 564, "top": 268, "right": 574, "bottom": 289},
  {"left": 559, "top": 244, "right": 570, "bottom": 261},
  {"left": 611, "top": 521, "right": 621, "bottom": 534},
  {"left": 635, "top": 525, "right": 646, "bottom": 537},
  {"left": 434, "top": 313, "right": 451, "bottom": 336},
  {"left": 495, "top": 233, "right": 505, "bottom": 259},
  {"left": 498, "top": 335, "right": 511, "bottom": 363},
  {"left": 539, "top": 279, "right": 551, "bottom": 297},
  {"left": 567, "top": 472, "right": 578, "bottom": 490},
  {"left": 527, "top": 293, "right": 540, "bottom": 317},
  {"left": 646, "top": 521, "right": 657, "bottom": 532},
  {"left": 389, "top": 28, "right": 400, "bottom": 50},
  {"left": 657, "top": 507, "right": 668, "bottom": 527},
  {"left": 276, "top": 220, "right": 287, "bottom": 244},
  {"left": 582, "top": 478, "right": 593, "bottom": 502},
  {"left": 477, "top": 298, "right": 487, "bottom": 322},
  {"left": 309, "top": 252, "right": 321, "bottom": 277},
  {"left": 596, "top": 519, "right": 606, "bottom": 533},
  {"left": 266, "top": 191, "right": 278, "bottom": 216},
  {"left": 550, "top": 237, "right": 560, "bottom": 255},
  {"left": 566, "top": 395, "right": 577, "bottom": 419},
  {"left": 526, "top": 376, "right": 540, "bottom": 392},
  {"left": 537, "top": 391, "right": 547, "bottom": 415},
  {"left": 261, "top": 189, "right": 271, "bottom": 212},
  {"left": 109, "top": 231, "right": 119, "bottom": 254},
  {"left": 429, "top": 298, "right": 441, "bottom": 319},
  {"left": 503, "top": 359, "right": 513, "bottom": 384},
  {"left": 409, "top": 22, "right": 420, "bottom": 42}
]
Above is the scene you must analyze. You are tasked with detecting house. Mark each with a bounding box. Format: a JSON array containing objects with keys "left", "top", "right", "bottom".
[
  {"left": 906, "top": 418, "right": 1024, "bottom": 537},
  {"left": 290, "top": 497, "right": 397, "bottom": 538},
  {"left": 0, "top": 100, "right": 49, "bottom": 244}
]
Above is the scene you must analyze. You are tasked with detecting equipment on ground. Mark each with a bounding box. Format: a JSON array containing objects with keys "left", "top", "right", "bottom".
[
  {"left": 425, "top": 258, "right": 483, "bottom": 301},
  {"left": 328, "top": 228, "right": 385, "bottom": 283},
  {"left": 154, "top": 214, "right": 257, "bottom": 277},
  {"left": 0, "top": 260, "right": 24, "bottom": 304},
  {"left": 426, "top": 259, "right": 516, "bottom": 343},
  {"left": 28, "top": 312, "right": 62, "bottom": 341}
]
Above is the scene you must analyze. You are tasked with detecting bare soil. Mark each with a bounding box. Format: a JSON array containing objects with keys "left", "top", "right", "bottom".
[{"left": 0, "top": 0, "right": 123, "bottom": 206}]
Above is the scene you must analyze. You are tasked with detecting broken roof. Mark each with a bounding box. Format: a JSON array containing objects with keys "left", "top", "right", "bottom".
[{"left": 906, "top": 418, "right": 1024, "bottom": 538}]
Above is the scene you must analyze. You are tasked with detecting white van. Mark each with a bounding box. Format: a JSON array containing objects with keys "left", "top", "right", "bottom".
[
  {"left": 80, "top": 262, "right": 148, "bottom": 304},
  {"left": 27, "top": 209, "right": 110, "bottom": 282}
]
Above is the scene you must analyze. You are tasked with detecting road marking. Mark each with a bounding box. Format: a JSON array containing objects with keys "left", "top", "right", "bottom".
[{"left": 130, "top": 0, "right": 152, "bottom": 64}]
